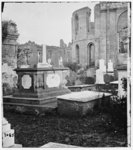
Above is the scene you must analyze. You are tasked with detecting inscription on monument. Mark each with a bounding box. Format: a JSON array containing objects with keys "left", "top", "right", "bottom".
[
  {"left": 46, "top": 74, "right": 60, "bottom": 88},
  {"left": 22, "top": 75, "right": 32, "bottom": 89}
]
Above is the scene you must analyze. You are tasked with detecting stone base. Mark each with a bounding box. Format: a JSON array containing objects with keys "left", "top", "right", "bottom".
[
  {"left": 41, "top": 142, "right": 78, "bottom": 148},
  {"left": 37, "top": 63, "right": 52, "bottom": 68},
  {"left": 3, "top": 88, "right": 70, "bottom": 114},
  {"left": 57, "top": 91, "right": 111, "bottom": 117}
]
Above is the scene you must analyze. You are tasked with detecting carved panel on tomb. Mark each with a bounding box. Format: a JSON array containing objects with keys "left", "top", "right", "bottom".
[
  {"left": 34, "top": 73, "right": 44, "bottom": 89},
  {"left": 46, "top": 73, "right": 60, "bottom": 88},
  {"left": 21, "top": 75, "right": 32, "bottom": 89}
]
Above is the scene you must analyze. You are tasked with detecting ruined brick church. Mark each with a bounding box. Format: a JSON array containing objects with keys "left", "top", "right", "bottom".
[
  {"left": 2, "top": 2, "right": 129, "bottom": 80},
  {"left": 71, "top": 2, "right": 129, "bottom": 78}
]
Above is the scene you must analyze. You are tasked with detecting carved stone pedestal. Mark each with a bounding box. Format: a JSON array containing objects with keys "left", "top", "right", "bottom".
[{"left": 3, "top": 67, "right": 71, "bottom": 114}]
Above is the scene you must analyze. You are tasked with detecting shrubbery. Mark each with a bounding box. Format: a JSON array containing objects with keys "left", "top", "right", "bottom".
[
  {"left": 64, "top": 62, "right": 81, "bottom": 72},
  {"left": 109, "top": 96, "right": 127, "bottom": 130},
  {"left": 85, "top": 77, "right": 95, "bottom": 84},
  {"left": 100, "top": 77, "right": 127, "bottom": 132},
  {"left": 3, "top": 83, "right": 13, "bottom": 96},
  {"left": 64, "top": 62, "right": 95, "bottom": 85}
]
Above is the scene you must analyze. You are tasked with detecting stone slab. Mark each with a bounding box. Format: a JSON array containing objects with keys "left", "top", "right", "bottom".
[
  {"left": 57, "top": 91, "right": 111, "bottom": 117},
  {"left": 9, "top": 144, "right": 22, "bottom": 148},
  {"left": 41, "top": 142, "right": 78, "bottom": 148},
  {"left": 57, "top": 91, "right": 111, "bottom": 102},
  {"left": 68, "top": 84, "right": 95, "bottom": 88},
  {"left": 110, "top": 81, "right": 118, "bottom": 84}
]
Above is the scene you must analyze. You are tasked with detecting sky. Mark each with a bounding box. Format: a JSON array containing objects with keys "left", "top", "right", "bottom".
[{"left": 2, "top": 1, "right": 99, "bottom": 46}]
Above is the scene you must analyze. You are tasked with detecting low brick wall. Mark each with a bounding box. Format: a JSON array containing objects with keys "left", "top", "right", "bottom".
[
  {"left": 67, "top": 84, "right": 96, "bottom": 92},
  {"left": 95, "top": 84, "right": 118, "bottom": 95}
]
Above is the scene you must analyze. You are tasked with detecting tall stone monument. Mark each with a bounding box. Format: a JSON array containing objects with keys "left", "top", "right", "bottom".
[
  {"left": 95, "top": 59, "right": 105, "bottom": 84},
  {"left": 3, "top": 43, "right": 71, "bottom": 114},
  {"left": 37, "top": 44, "right": 52, "bottom": 68}
]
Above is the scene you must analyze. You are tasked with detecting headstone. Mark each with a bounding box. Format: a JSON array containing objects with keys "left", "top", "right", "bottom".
[
  {"left": 108, "top": 60, "right": 114, "bottom": 72},
  {"left": 95, "top": 69, "right": 105, "bottom": 84},
  {"left": 59, "top": 56, "right": 63, "bottom": 67},
  {"left": 2, "top": 117, "right": 15, "bottom": 147},
  {"left": 99, "top": 59, "right": 106, "bottom": 72},
  {"left": 48, "top": 58, "right": 51, "bottom": 65},
  {"left": 2, "top": 117, "right": 22, "bottom": 148}
]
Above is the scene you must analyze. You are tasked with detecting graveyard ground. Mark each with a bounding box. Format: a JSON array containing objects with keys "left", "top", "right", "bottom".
[{"left": 4, "top": 110, "right": 127, "bottom": 147}]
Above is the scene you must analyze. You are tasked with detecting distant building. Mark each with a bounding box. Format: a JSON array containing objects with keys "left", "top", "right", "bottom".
[
  {"left": 18, "top": 40, "right": 72, "bottom": 68},
  {"left": 72, "top": 7, "right": 95, "bottom": 67},
  {"left": 71, "top": 2, "right": 129, "bottom": 78}
]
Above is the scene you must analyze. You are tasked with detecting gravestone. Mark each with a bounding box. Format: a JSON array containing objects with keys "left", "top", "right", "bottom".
[
  {"left": 2, "top": 117, "right": 22, "bottom": 148},
  {"left": 59, "top": 56, "right": 63, "bottom": 67},
  {"left": 108, "top": 60, "right": 114, "bottom": 72},
  {"left": 48, "top": 58, "right": 51, "bottom": 65},
  {"left": 3, "top": 43, "right": 71, "bottom": 114},
  {"left": 95, "top": 59, "right": 106, "bottom": 84},
  {"left": 95, "top": 69, "right": 105, "bottom": 84},
  {"left": 99, "top": 59, "right": 106, "bottom": 72}
]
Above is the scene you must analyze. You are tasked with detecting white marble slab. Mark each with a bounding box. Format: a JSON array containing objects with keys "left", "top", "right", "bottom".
[
  {"left": 41, "top": 142, "right": 78, "bottom": 148},
  {"left": 57, "top": 91, "right": 111, "bottom": 102}
]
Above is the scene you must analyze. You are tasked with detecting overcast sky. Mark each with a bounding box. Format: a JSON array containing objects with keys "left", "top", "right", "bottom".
[{"left": 2, "top": 1, "right": 98, "bottom": 46}]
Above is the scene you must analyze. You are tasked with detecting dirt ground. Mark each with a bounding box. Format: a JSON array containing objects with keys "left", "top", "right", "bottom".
[{"left": 4, "top": 110, "right": 127, "bottom": 147}]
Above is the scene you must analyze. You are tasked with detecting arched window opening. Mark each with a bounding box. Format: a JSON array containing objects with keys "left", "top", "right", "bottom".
[
  {"left": 87, "top": 43, "right": 95, "bottom": 67},
  {"left": 75, "top": 14, "right": 79, "bottom": 34},
  {"left": 117, "top": 11, "right": 128, "bottom": 53},
  {"left": 86, "top": 12, "right": 89, "bottom": 32},
  {"left": 76, "top": 45, "right": 80, "bottom": 64}
]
